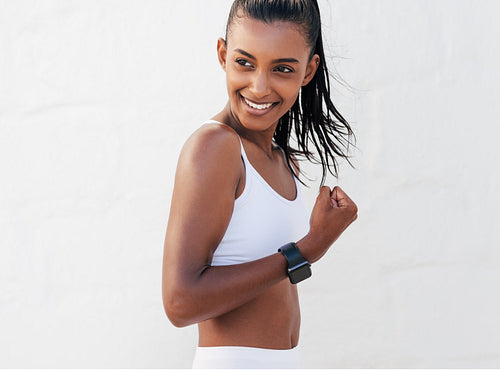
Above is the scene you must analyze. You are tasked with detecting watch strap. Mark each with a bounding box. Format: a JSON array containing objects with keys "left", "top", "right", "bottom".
[
  {"left": 278, "top": 242, "right": 312, "bottom": 284},
  {"left": 278, "top": 242, "right": 309, "bottom": 267}
]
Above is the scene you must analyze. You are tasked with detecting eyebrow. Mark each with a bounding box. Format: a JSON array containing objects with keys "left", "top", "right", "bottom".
[{"left": 233, "top": 48, "right": 300, "bottom": 64}]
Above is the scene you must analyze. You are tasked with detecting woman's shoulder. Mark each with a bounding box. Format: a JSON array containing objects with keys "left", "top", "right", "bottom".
[
  {"left": 176, "top": 122, "right": 242, "bottom": 180},
  {"left": 193, "top": 121, "right": 240, "bottom": 144},
  {"left": 182, "top": 122, "right": 241, "bottom": 158}
]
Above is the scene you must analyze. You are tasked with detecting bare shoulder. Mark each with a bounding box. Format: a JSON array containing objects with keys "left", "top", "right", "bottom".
[
  {"left": 173, "top": 123, "right": 242, "bottom": 203},
  {"left": 177, "top": 123, "right": 241, "bottom": 174}
]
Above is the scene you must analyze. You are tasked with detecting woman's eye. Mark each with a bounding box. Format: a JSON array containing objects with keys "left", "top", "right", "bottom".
[
  {"left": 236, "top": 59, "right": 252, "bottom": 67},
  {"left": 275, "top": 65, "right": 293, "bottom": 73}
]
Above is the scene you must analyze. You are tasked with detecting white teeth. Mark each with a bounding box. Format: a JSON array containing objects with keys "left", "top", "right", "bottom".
[{"left": 244, "top": 97, "right": 273, "bottom": 110}]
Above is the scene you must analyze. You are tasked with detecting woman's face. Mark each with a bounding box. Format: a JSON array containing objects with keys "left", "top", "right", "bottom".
[{"left": 218, "top": 17, "right": 319, "bottom": 132}]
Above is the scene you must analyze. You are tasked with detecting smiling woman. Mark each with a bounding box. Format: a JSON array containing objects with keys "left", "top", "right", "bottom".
[
  {"left": 162, "top": 0, "right": 358, "bottom": 368},
  {"left": 219, "top": 18, "right": 317, "bottom": 132}
]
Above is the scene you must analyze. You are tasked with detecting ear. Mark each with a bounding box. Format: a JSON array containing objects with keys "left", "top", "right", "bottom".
[
  {"left": 301, "top": 54, "right": 320, "bottom": 86},
  {"left": 217, "top": 37, "right": 228, "bottom": 72}
]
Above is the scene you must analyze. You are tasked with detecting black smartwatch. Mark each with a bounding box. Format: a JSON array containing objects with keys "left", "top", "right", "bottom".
[{"left": 278, "top": 242, "right": 312, "bottom": 284}]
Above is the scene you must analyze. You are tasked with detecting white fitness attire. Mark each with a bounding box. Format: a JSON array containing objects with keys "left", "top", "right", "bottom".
[
  {"left": 192, "top": 345, "right": 303, "bottom": 369},
  {"left": 191, "top": 120, "right": 310, "bottom": 369}
]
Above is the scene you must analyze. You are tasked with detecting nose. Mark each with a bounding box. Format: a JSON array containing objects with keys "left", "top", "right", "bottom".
[{"left": 249, "top": 70, "right": 271, "bottom": 98}]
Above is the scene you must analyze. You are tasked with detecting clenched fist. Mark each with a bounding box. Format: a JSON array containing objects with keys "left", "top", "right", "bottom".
[{"left": 297, "top": 186, "right": 358, "bottom": 263}]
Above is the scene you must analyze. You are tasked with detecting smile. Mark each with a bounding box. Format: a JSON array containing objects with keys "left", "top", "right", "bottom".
[{"left": 242, "top": 96, "right": 276, "bottom": 110}]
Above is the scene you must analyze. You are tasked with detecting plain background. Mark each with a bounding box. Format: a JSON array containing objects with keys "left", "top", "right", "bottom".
[{"left": 1, "top": 0, "right": 500, "bottom": 368}]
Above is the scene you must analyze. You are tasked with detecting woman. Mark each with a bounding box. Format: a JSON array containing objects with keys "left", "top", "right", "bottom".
[{"left": 162, "top": 0, "right": 358, "bottom": 368}]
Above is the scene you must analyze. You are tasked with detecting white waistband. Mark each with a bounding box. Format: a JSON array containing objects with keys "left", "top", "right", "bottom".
[{"left": 192, "top": 345, "right": 303, "bottom": 369}]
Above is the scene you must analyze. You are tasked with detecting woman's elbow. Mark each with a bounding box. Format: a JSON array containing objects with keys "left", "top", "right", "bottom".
[
  {"left": 163, "top": 288, "right": 198, "bottom": 328},
  {"left": 163, "top": 301, "right": 190, "bottom": 328}
]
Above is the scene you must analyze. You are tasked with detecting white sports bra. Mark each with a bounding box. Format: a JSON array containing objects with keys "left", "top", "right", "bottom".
[{"left": 205, "top": 120, "right": 310, "bottom": 266}]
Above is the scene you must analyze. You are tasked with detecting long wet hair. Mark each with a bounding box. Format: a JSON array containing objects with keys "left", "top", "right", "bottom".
[{"left": 225, "top": 0, "right": 356, "bottom": 186}]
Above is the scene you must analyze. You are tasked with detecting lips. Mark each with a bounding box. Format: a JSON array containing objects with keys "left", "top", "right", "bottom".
[
  {"left": 240, "top": 95, "right": 278, "bottom": 113},
  {"left": 244, "top": 97, "right": 273, "bottom": 110}
]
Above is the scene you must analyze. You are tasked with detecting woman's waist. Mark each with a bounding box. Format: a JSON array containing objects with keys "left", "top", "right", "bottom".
[{"left": 197, "top": 282, "right": 300, "bottom": 349}]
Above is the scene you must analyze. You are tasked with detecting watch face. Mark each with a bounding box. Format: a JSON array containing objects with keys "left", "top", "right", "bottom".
[{"left": 289, "top": 264, "right": 312, "bottom": 284}]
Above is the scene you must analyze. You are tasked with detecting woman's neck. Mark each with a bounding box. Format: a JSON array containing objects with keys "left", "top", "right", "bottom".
[{"left": 212, "top": 102, "right": 278, "bottom": 158}]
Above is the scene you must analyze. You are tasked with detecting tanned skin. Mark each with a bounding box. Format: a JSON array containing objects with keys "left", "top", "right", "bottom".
[{"left": 162, "top": 17, "right": 358, "bottom": 349}]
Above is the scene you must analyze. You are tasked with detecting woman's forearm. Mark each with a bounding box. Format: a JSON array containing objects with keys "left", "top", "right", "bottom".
[{"left": 164, "top": 251, "right": 289, "bottom": 327}]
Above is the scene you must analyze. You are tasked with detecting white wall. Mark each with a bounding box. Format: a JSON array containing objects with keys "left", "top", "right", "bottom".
[{"left": 1, "top": 0, "right": 499, "bottom": 368}]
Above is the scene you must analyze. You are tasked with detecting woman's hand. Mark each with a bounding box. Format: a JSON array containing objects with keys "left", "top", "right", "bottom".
[{"left": 297, "top": 186, "right": 358, "bottom": 263}]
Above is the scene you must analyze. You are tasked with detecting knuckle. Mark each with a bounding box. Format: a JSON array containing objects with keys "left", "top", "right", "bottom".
[
  {"left": 345, "top": 204, "right": 357, "bottom": 217},
  {"left": 318, "top": 186, "right": 330, "bottom": 199}
]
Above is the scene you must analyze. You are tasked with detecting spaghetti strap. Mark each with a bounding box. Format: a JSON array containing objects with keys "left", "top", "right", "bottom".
[
  {"left": 203, "top": 119, "right": 298, "bottom": 191},
  {"left": 203, "top": 119, "right": 249, "bottom": 163},
  {"left": 204, "top": 118, "right": 309, "bottom": 265}
]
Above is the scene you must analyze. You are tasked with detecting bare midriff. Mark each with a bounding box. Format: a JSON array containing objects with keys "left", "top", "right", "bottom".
[{"left": 197, "top": 279, "right": 300, "bottom": 349}]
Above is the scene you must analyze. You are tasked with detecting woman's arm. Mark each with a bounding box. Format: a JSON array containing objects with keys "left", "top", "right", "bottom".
[{"left": 162, "top": 124, "right": 290, "bottom": 327}]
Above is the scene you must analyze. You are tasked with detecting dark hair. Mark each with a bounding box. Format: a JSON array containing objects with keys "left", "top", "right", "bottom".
[{"left": 225, "top": 0, "right": 356, "bottom": 186}]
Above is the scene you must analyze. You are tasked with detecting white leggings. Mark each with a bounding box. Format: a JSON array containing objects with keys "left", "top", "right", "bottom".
[{"left": 192, "top": 345, "right": 303, "bottom": 369}]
